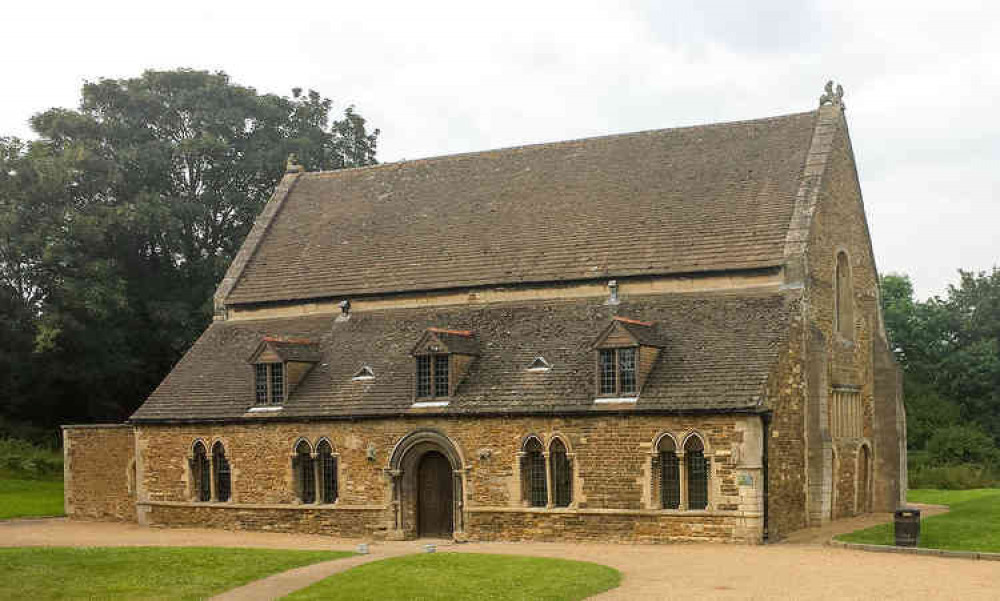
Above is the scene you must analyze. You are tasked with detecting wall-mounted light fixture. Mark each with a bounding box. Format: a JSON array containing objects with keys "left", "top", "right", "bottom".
[{"left": 366, "top": 443, "right": 377, "bottom": 462}]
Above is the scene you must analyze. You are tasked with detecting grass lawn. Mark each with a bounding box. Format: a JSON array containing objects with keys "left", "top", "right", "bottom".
[
  {"left": 0, "top": 478, "right": 65, "bottom": 519},
  {"left": 0, "top": 546, "right": 352, "bottom": 601},
  {"left": 284, "top": 552, "right": 621, "bottom": 601},
  {"left": 836, "top": 488, "right": 1000, "bottom": 553}
]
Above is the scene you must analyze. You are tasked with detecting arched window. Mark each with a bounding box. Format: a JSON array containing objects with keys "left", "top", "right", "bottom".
[
  {"left": 685, "top": 435, "right": 709, "bottom": 510},
  {"left": 857, "top": 444, "right": 871, "bottom": 513},
  {"left": 835, "top": 251, "right": 854, "bottom": 340},
  {"left": 294, "top": 440, "right": 316, "bottom": 504},
  {"left": 316, "top": 439, "right": 338, "bottom": 504},
  {"left": 212, "top": 442, "right": 231, "bottom": 502},
  {"left": 657, "top": 435, "right": 680, "bottom": 509},
  {"left": 521, "top": 436, "right": 547, "bottom": 507},
  {"left": 192, "top": 441, "right": 210, "bottom": 502},
  {"left": 550, "top": 438, "right": 572, "bottom": 507}
]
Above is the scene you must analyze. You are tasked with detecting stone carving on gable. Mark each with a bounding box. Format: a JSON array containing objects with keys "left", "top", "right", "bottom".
[{"left": 819, "top": 80, "right": 845, "bottom": 107}]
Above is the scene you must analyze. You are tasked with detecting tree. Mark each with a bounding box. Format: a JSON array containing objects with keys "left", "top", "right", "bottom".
[{"left": 0, "top": 69, "right": 378, "bottom": 432}]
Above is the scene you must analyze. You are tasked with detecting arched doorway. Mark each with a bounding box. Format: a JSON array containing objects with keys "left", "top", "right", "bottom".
[
  {"left": 857, "top": 444, "right": 871, "bottom": 514},
  {"left": 418, "top": 451, "right": 454, "bottom": 537},
  {"left": 387, "top": 429, "right": 464, "bottom": 540}
]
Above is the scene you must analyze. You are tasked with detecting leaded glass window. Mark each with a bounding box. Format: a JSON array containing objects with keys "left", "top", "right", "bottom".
[
  {"left": 598, "top": 349, "right": 616, "bottom": 395},
  {"left": 619, "top": 347, "right": 637, "bottom": 395},
  {"left": 522, "top": 437, "right": 547, "bottom": 507},
  {"left": 433, "top": 355, "right": 449, "bottom": 397},
  {"left": 295, "top": 440, "right": 315, "bottom": 504},
  {"left": 685, "top": 435, "right": 709, "bottom": 510},
  {"left": 270, "top": 363, "right": 285, "bottom": 404},
  {"left": 658, "top": 436, "right": 680, "bottom": 509},
  {"left": 212, "top": 442, "right": 231, "bottom": 502},
  {"left": 416, "top": 355, "right": 432, "bottom": 397},
  {"left": 550, "top": 439, "right": 572, "bottom": 507},
  {"left": 193, "top": 441, "right": 210, "bottom": 502},
  {"left": 317, "top": 440, "right": 338, "bottom": 504},
  {"left": 255, "top": 364, "right": 268, "bottom": 404}
]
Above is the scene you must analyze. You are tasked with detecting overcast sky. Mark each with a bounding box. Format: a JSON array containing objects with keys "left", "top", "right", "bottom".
[{"left": 4, "top": 0, "right": 997, "bottom": 299}]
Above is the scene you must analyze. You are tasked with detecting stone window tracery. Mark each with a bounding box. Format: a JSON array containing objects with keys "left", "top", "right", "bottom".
[
  {"left": 212, "top": 441, "right": 231, "bottom": 502},
  {"left": 835, "top": 251, "right": 854, "bottom": 341},
  {"left": 550, "top": 438, "right": 573, "bottom": 507},
  {"left": 521, "top": 436, "right": 547, "bottom": 507}
]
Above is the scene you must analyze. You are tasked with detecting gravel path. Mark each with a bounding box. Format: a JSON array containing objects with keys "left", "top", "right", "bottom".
[{"left": 2, "top": 517, "right": 997, "bottom": 600}]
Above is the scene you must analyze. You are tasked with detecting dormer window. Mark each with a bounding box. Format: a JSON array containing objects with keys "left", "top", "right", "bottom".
[
  {"left": 255, "top": 363, "right": 285, "bottom": 405},
  {"left": 247, "top": 336, "right": 320, "bottom": 408},
  {"left": 598, "top": 347, "right": 637, "bottom": 396},
  {"left": 412, "top": 328, "right": 479, "bottom": 400},
  {"left": 592, "top": 316, "right": 665, "bottom": 400},
  {"left": 416, "top": 355, "right": 449, "bottom": 398}
]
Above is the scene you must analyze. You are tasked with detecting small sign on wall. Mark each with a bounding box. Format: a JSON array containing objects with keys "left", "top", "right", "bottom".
[{"left": 738, "top": 472, "right": 754, "bottom": 487}]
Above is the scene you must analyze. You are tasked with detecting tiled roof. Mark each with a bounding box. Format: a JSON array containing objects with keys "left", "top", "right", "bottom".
[
  {"left": 130, "top": 291, "right": 797, "bottom": 422},
  {"left": 224, "top": 111, "right": 818, "bottom": 305}
]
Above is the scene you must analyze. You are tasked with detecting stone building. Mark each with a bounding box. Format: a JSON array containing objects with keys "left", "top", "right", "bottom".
[{"left": 63, "top": 84, "right": 906, "bottom": 543}]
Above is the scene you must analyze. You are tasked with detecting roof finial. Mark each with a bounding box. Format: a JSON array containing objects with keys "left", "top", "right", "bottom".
[
  {"left": 285, "top": 153, "right": 305, "bottom": 174},
  {"left": 819, "top": 80, "right": 845, "bottom": 107}
]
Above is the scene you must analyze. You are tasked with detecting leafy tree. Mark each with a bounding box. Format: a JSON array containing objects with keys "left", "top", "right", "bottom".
[{"left": 0, "top": 69, "right": 378, "bottom": 432}]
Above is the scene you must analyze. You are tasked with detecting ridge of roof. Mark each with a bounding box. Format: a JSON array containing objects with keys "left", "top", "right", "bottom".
[
  {"left": 613, "top": 316, "right": 654, "bottom": 327},
  {"left": 302, "top": 109, "right": 818, "bottom": 178},
  {"left": 426, "top": 327, "right": 474, "bottom": 337}
]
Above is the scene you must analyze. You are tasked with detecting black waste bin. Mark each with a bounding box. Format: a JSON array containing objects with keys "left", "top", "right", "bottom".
[{"left": 894, "top": 508, "right": 920, "bottom": 547}]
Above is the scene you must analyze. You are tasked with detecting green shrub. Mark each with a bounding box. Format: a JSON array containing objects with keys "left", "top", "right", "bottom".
[
  {"left": 927, "top": 425, "right": 1000, "bottom": 465},
  {"left": 0, "top": 438, "right": 63, "bottom": 480}
]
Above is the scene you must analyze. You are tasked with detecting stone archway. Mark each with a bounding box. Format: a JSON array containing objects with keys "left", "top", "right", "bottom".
[
  {"left": 386, "top": 429, "right": 464, "bottom": 540},
  {"left": 857, "top": 444, "right": 872, "bottom": 514}
]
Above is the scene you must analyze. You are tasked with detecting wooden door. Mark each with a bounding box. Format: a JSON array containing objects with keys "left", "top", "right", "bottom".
[{"left": 417, "top": 451, "right": 453, "bottom": 537}]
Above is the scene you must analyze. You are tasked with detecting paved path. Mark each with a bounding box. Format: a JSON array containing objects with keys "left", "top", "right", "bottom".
[{"left": 3, "top": 518, "right": 998, "bottom": 600}]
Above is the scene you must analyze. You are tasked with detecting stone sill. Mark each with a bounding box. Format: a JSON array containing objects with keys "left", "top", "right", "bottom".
[
  {"left": 139, "top": 500, "right": 385, "bottom": 511},
  {"left": 466, "top": 506, "right": 761, "bottom": 518}
]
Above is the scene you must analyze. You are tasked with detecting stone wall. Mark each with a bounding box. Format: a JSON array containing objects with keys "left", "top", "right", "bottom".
[
  {"left": 801, "top": 106, "right": 905, "bottom": 522},
  {"left": 63, "top": 425, "right": 136, "bottom": 521},
  {"left": 134, "top": 414, "right": 765, "bottom": 543}
]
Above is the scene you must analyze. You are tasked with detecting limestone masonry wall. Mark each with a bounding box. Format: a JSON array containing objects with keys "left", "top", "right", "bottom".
[
  {"left": 63, "top": 425, "right": 136, "bottom": 521},
  {"left": 134, "top": 414, "right": 765, "bottom": 543}
]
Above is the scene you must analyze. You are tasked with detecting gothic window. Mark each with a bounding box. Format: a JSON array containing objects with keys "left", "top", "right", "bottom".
[
  {"left": 835, "top": 251, "right": 854, "bottom": 340},
  {"left": 416, "top": 354, "right": 450, "bottom": 398},
  {"left": 521, "top": 436, "right": 547, "bottom": 507},
  {"left": 685, "top": 435, "right": 709, "bottom": 510},
  {"left": 254, "top": 363, "right": 284, "bottom": 405},
  {"left": 295, "top": 439, "right": 315, "bottom": 504},
  {"left": 192, "top": 441, "right": 210, "bottom": 502},
  {"left": 550, "top": 438, "right": 572, "bottom": 507},
  {"left": 658, "top": 435, "right": 680, "bottom": 509},
  {"left": 597, "top": 347, "right": 639, "bottom": 397},
  {"left": 317, "top": 439, "right": 338, "bottom": 504},
  {"left": 212, "top": 441, "right": 231, "bottom": 502}
]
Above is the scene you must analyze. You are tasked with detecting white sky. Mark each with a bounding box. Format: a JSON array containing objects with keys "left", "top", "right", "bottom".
[{"left": 4, "top": 0, "right": 998, "bottom": 299}]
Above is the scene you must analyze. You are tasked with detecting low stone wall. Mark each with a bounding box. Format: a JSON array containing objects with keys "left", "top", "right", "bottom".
[
  {"left": 141, "top": 502, "right": 386, "bottom": 538},
  {"left": 62, "top": 424, "right": 136, "bottom": 522}
]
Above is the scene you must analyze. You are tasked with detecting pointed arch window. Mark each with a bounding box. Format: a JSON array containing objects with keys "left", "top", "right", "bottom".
[
  {"left": 658, "top": 436, "right": 680, "bottom": 509},
  {"left": 317, "top": 439, "right": 338, "bottom": 504},
  {"left": 835, "top": 251, "right": 854, "bottom": 340},
  {"left": 685, "top": 435, "right": 709, "bottom": 510},
  {"left": 294, "top": 440, "right": 316, "bottom": 504},
  {"left": 212, "top": 442, "right": 231, "bottom": 502},
  {"left": 521, "top": 437, "right": 547, "bottom": 507},
  {"left": 191, "top": 441, "right": 210, "bottom": 502},
  {"left": 550, "top": 438, "right": 572, "bottom": 507}
]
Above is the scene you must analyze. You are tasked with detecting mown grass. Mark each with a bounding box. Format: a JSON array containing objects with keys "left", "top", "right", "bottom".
[
  {"left": 284, "top": 552, "right": 621, "bottom": 601},
  {"left": 0, "top": 478, "right": 65, "bottom": 519},
  {"left": 0, "top": 546, "right": 352, "bottom": 601},
  {"left": 836, "top": 488, "right": 1000, "bottom": 552}
]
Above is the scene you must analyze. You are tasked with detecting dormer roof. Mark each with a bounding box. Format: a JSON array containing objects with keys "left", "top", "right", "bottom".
[
  {"left": 592, "top": 317, "right": 666, "bottom": 349},
  {"left": 248, "top": 337, "right": 322, "bottom": 364},
  {"left": 412, "top": 328, "right": 480, "bottom": 356}
]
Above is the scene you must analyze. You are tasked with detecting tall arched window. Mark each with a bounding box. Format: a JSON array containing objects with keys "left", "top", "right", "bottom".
[
  {"left": 192, "top": 441, "right": 210, "bottom": 502},
  {"left": 550, "top": 438, "right": 572, "bottom": 507},
  {"left": 685, "top": 435, "right": 709, "bottom": 510},
  {"left": 658, "top": 435, "right": 680, "bottom": 509},
  {"left": 294, "top": 440, "right": 315, "bottom": 504},
  {"left": 857, "top": 444, "right": 871, "bottom": 513},
  {"left": 212, "top": 442, "right": 231, "bottom": 502},
  {"left": 521, "top": 436, "right": 547, "bottom": 507},
  {"left": 835, "top": 251, "right": 854, "bottom": 340},
  {"left": 316, "top": 439, "right": 338, "bottom": 504}
]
